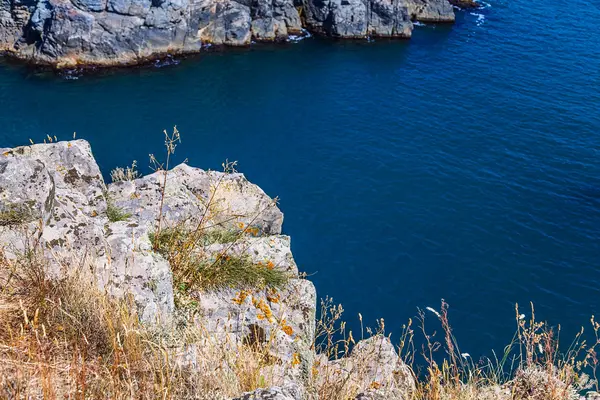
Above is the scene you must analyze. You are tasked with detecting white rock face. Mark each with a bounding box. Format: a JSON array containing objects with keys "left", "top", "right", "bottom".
[
  {"left": 0, "top": 140, "right": 173, "bottom": 321},
  {"left": 316, "top": 336, "right": 416, "bottom": 400}
]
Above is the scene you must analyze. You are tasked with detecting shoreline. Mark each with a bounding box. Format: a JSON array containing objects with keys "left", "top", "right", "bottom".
[{"left": 0, "top": 0, "right": 482, "bottom": 72}]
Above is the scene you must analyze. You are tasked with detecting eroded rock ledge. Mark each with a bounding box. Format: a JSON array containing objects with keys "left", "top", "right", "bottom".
[
  {"left": 0, "top": 140, "right": 416, "bottom": 399},
  {"left": 0, "top": 0, "right": 477, "bottom": 67}
]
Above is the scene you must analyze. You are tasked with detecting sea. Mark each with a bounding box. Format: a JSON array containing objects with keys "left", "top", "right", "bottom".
[{"left": 1, "top": 0, "right": 599, "bottom": 360}]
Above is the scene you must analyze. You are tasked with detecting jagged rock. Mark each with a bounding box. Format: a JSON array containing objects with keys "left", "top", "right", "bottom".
[
  {"left": 301, "top": 0, "right": 416, "bottom": 39},
  {"left": 0, "top": 0, "right": 462, "bottom": 66},
  {"left": 108, "top": 163, "right": 283, "bottom": 235},
  {"left": 199, "top": 0, "right": 253, "bottom": 45},
  {"left": 250, "top": 0, "right": 302, "bottom": 40},
  {"left": 195, "top": 277, "right": 316, "bottom": 390},
  {"left": 107, "top": 0, "right": 152, "bottom": 16},
  {"left": 406, "top": 0, "right": 454, "bottom": 22},
  {"left": 368, "top": 0, "right": 414, "bottom": 37},
  {"left": 0, "top": 140, "right": 174, "bottom": 322},
  {"left": 204, "top": 235, "right": 299, "bottom": 275},
  {"left": 0, "top": 155, "right": 54, "bottom": 228},
  {"left": 316, "top": 335, "right": 415, "bottom": 400},
  {"left": 0, "top": 0, "right": 303, "bottom": 66}
]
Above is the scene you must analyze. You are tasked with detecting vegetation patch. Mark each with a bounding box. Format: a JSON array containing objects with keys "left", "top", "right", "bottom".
[
  {"left": 106, "top": 200, "right": 131, "bottom": 222},
  {"left": 0, "top": 204, "right": 33, "bottom": 227},
  {"left": 110, "top": 160, "right": 140, "bottom": 183},
  {"left": 150, "top": 227, "right": 289, "bottom": 292},
  {"left": 188, "top": 254, "right": 288, "bottom": 291}
]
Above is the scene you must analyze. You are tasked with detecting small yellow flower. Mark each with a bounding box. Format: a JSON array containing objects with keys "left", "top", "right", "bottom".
[
  {"left": 254, "top": 298, "right": 274, "bottom": 323},
  {"left": 266, "top": 260, "right": 275, "bottom": 270},
  {"left": 291, "top": 352, "right": 301, "bottom": 367},
  {"left": 282, "top": 324, "right": 293, "bottom": 336},
  {"left": 237, "top": 222, "right": 245, "bottom": 229},
  {"left": 232, "top": 290, "right": 250, "bottom": 305},
  {"left": 266, "top": 288, "right": 280, "bottom": 304}
]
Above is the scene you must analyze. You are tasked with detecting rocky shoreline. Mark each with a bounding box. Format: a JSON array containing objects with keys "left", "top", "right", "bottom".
[{"left": 0, "top": 0, "right": 479, "bottom": 68}]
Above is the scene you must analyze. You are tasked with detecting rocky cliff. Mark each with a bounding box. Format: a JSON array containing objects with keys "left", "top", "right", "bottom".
[
  {"left": 0, "top": 0, "right": 470, "bottom": 67},
  {"left": 0, "top": 140, "right": 416, "bottom": 399}
]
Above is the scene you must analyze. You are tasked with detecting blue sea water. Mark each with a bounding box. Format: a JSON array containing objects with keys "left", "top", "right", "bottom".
[{"left": 1, "top": 0, "right": 599, "bottom": 359}]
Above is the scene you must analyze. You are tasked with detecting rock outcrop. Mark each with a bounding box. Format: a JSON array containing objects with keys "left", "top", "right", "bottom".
[
  {"left": 0, "top": 139, "right": 415, "bottom": 399},
  {"left": 0, "top": 0, "right": 457, "bottom": 67},
  {"left": 447, "top": 0, "right": 479, "bottom": 8}
]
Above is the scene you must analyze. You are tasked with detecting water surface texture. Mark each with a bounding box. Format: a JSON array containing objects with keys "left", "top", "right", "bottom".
[{"left": 1, "top": 0, "right": 599, "bottom": 357}]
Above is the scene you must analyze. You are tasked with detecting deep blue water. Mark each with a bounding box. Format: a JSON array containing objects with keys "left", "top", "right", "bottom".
[{"left": 1, "top": 0, "right": 600, "bottom": 359}]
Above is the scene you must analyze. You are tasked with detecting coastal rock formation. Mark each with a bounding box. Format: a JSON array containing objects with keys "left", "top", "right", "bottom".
[
  {"left": 447, "top": 0, "right": 479, "bottom": 8},
  {"left": 406, "top": 0, "right": 454, "bottom": 22},
  {"left": 0, "top": 0, "right": 456, "bottom": 67},
  {"left": 0, "top": 139, "right": 417, "bottom": 399}
]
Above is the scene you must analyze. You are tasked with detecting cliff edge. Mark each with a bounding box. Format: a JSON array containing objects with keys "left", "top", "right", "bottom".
[{"left": 0, "top": 139, "right": 415, "bottom": 399}]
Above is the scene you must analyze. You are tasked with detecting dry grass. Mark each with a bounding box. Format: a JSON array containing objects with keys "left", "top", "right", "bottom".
[
  {"left": 312, "top": 298, "right": 600, "bottom": 400},
  {"left": 2, "top": 130, "right": 598, "bottom": 399},
  {"left": 2, "top": 236, "right": 599, "bottom": 400},
  {"left": 151, "top": 227, "right": 290, "bottom": 294},
  {"left": 0, "top": 247, "right": 299, "bottom": 399}
]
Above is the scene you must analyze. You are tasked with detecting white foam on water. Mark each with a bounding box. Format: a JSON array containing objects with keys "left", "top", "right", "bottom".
[
  {"left": 413, "top": 21, "right": 426, "bottom": 27},
  {"left": 288, "top": 29, "right": 312, "bottom": 42},
  {"left": 153, "top": 55, "right": 180, "bottom": 68},
  {"left": 470, "top": 12, "right": 485, "bottom": 26}
]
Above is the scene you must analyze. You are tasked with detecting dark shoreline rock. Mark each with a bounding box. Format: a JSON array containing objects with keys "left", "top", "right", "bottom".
[
  {"left": 0, "top": 0, "right": 459, "bottom": 68},
  {"left": 448, "top": 0, "right": 480, "bottom": 8}
]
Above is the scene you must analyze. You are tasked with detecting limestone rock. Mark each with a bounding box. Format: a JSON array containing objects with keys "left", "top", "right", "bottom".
[
  {"left": 0, "top": 140, "right": 174, "bottom": 323},
  {"left": 107, "top": 163, "right": 283, "bottom": 235},
  {"left": 0, "top": 139, "right": 422, "bottom": 400},
  {"left": 316, "top": 335, "right": 416, "bottom": 400}
]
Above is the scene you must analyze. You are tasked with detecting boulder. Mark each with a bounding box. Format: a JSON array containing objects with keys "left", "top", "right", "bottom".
[
  {"left": 315, "top": 335, "right": 416, "bottom": 400},
  {"left": 405, "top": 0, "right": 454, "bottom": 22}
]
